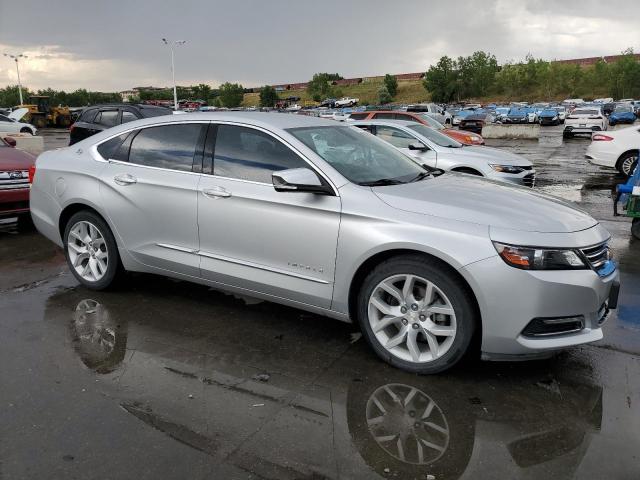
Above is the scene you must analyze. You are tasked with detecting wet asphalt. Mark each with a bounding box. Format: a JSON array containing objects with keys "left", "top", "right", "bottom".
[{"left": 1, "top": 127, "right": 639, "bottom": 480}]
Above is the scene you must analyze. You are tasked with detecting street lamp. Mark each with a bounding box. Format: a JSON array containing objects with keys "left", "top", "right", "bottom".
[
  {"left": 161, "top": 38, "right": 186, "bottom": 111},
  {"left": 3, "top": 53, "right": 27, "bottom": 105}
]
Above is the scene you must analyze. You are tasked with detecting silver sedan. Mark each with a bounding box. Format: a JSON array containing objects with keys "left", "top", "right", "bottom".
[
  {"left": 351, "top": 119, "right": 535, "bottom": 186},
  {"left": 30, "top": 113, "right": 619, "bottom": 373}
]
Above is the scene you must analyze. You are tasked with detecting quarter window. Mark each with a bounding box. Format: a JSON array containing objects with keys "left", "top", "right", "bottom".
[
  {"left": 128, "top": 124, "right": 204, "bottom": 172},
  {"left": 373, "top": 113, "right": 395, "bottom": 120},
  {"left": 375, "top": 126, "right": 416, "bottom": 149},
  {"left": 97, "top": 133, "right": 130, "bottom": 161},
  {"left": 213, "top": 125, "right": 307, "bottom": 183}
]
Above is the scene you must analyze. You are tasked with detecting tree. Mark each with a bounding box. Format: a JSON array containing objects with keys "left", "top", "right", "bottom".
[
  {"left": 191, "top": 83, "right": 212, "bottom": 101},
  {"left": 377, "top": 85, "right": 392, "bottom": 104},
  {"left": 0, "top": 85, "right": 33, "bottom": 106},
  {"left": 218, "top": 82, "right": 244, "bottom": 107},
  {"left": 307, "top": 73, "right": 343, "bottom": 102},
  {"left": 423, "top": 56, "right": 458, "bottom": 103},
  {"left": 383, "top": 74, "right": 398, "bottom": 97},
  {"left": 259, "top": 85, "right": 278, "bottom": 107}
]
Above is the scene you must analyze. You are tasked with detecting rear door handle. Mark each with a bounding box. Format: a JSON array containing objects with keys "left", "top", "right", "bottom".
[
  {"left": 202, "top": 186, "right": 232, "bottom": 198},
  {"left": 114, "top": 173, "right": 137, "bottom": 186}
]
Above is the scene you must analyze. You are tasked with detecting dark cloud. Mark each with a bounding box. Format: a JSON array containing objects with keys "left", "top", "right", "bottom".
[{"left": 0, "top": 0, "right": 637, "bottom": 91}]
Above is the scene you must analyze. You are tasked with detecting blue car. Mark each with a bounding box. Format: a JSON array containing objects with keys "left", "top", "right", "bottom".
[
  {"left": 538, "top": 108, "right": 561, "bottom": 126},
  {"left": 505, "top": 107, "right": 530, "bottom": 124},
  {"left": 609, "top": 106, "right": 636, "bottom": 126}
]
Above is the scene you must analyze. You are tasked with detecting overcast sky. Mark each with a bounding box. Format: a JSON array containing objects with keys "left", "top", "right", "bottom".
[{"left": 0, "top": 0, "right": 638, "bottom": 92}]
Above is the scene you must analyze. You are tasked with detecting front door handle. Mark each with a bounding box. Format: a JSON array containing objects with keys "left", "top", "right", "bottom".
[
  {"left": 114, "top": 173, "right": 137, "bottom": 186},
  {"left": 202, "top": 187, "right": 232, "bottom": 199}
]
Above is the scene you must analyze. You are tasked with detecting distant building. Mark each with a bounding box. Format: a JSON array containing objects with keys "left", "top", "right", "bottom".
[{"left": 119, "top": 90, "right": 138, "bottom": 102}]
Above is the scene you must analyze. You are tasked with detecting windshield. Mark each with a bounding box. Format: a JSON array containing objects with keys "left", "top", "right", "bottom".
[
  {"left": 407, "top": 124, "right": 462, "bottom": 148},
  {"left": 614, "top": 106, "right": 632, "bottom": 113},
  {"left": 287, "top": 126, "right": 426, "bottom": 186},
  {"left": 417, "top": 113, "right": 445, "bottom": 130}
]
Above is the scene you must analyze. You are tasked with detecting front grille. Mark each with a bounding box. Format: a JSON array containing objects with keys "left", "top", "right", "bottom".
[
  {"left": 0, "top": 170, "right": 29, "bottom": 191},
  {"left": 581, "top": 242, "right": 610, "bottom": 270},
  {"left": 522, "top": 172, "right": 535, "bottom": 187}
]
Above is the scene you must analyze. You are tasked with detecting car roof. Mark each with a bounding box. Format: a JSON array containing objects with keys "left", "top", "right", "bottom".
[
  {"left": 350, "top": 119, "right": 416, "bottom": 128},
  {"left": 81, "top": 112, "right": 339, "bottom": 145}
]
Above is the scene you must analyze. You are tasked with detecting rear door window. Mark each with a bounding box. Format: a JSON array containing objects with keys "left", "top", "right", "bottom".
[
  {"left": 348, "top": 112, "right": 368, "bottom": 120},
  {"left": 94, "top": 110, "right": 119, "bottom": 127},
  {"left": 79, "top": 109, "right": 97, "bottom": 123},
  {"left": 128, "top": 123, "right": 205, "bottom": 172},
  {"left": 373, "top": 113, "right": 395, "bottom": 120},
  {"left": 121, "top": 110, "right": 138, "bottom": 124}
]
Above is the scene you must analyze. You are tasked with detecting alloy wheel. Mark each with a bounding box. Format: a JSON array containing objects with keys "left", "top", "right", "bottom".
[
  {"left": 622, "top": 154, "right": 638, "bottom": 176},
  {"left": 67, "top": 220, "right": 109, "bottom": 282},
  {"left": 367, "top": 274, "right": 457, "bottom": 363},
  {"left": 366, "top": 383, "right": 450, "bottom": 465}
]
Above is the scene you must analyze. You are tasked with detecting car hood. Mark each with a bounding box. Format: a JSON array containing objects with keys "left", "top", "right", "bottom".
[
  {"left": 0, "top": 146, "right": 36, "bottom": 170},
  {"left": 610, "top": 112, "right": 634, "bottom": 118},
  {"left": 373, "top": 174, "right": 597, "bottom": 233},
  {"left": 8, "top": 108, "right": 28, "bottom": 122},
  {"left": 443, "top": 146, "right": 531, "bottom": 167}
]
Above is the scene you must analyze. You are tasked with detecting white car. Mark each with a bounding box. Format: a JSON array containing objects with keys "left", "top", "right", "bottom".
[
  {"left": 318, "top": 110, "right": 349, "bottom": 122},
  {"left": 585, "top": 125, "right": 639, "bottom": 176},
  {"left": 407, "top": 103, "right": 452, "bottom": 125},
  {"left": 351, "top": 119, "right": 535, "bottom": 186},
  {"left": 0, "top": 108, "right": 37, "bottom": 135},
  {"left": 563, "top": 107, "right": 607, "bottom": 138},
  {"left": 334, "top": 97, "right": 359, "bottom": 107}
]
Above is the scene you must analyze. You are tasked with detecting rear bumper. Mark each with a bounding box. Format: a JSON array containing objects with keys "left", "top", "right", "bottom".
[{"left": 0, "top": 188, "right": 30, "bottom": 218}]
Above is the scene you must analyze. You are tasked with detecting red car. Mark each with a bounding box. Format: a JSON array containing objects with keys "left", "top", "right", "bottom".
[
  {"left": 0, "top": 136, "right": 36, "bottom": 224},
  {"left": 348, "top": 110, "right": 485, "bottom": 145}
]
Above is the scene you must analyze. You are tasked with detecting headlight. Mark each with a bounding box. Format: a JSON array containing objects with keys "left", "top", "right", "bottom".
[
  {"left": 493, "top": 242, "right": 587, "bottom": 270},
  {"left": 552, "top": 116, "right": 558, "bottom": 120},
  {"left": 490, "top": 164, "right": 525, "bottom": 174}
]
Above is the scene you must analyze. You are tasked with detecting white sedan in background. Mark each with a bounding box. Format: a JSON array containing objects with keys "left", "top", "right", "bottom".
[
  {"left": 585, "top": 125, "right": 639, "bottom": 176},
  {"left": 0, "top": 108, "right": 37, "bottom": 135},
  {"left": 563, "top": 107, "right": 607, "bottom": 138},
  {"left": 351, "top": 120, "right": 535, "bottom": 186}
]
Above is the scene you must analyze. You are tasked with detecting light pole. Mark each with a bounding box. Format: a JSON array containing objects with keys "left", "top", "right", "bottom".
[
  {"left": 161, "top": 38, "right": 186, "bottom": 111},
  {"left": 3, "top": 53, "right": 27, "bottom": 105}
]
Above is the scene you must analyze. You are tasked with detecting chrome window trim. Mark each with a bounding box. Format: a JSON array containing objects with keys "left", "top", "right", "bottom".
[{"left": 89, "top": 119, "right": 339, "bottom": 195}]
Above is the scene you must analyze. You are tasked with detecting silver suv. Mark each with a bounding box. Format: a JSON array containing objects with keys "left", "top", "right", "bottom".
[{"left": 30, "top": 113, "right": 620, "bottom": 373}]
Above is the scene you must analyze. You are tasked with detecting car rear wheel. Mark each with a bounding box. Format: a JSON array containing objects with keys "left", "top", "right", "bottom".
[
  {"left": 617, "top": 151, "right": 638, "bottom": 177},
  {"left": 632, "top": 218, "right": 640, "bottom": 240},
  {"left": 20, "top": 127, "right": 32, "bottom": 134},
  {"left": 357, "top": 255, "right": 477, "bottom": 374},
  {"left": 63, "top": 211, "right": 122, "bottom": 290}
]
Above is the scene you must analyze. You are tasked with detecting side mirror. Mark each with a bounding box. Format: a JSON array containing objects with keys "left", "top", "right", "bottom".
[
  {"left": 3, "top": 136, "right": 17, "bottom": 147},
  {"left": 408, "top": 142, "right": 428, "bottom": 151},
  {"left": 272, "top": 168, "right": 333, "bottom": 195}
]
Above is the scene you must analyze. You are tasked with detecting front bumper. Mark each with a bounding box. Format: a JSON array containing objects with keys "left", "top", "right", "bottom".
[
  {"left": 461, "top": 255, "right": 619, "bottom": 357},
  {"left": 487, "top": 169, "right": 536, "bottom": 187},
  {"left": 0, "top": 187, "right": 30, "bottom": 218}
]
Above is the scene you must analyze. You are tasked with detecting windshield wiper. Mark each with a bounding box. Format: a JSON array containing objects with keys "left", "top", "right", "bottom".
[
  {"left": 408, "top": 171, "right": 431, "bottom": 182},
  {"left": 360, "top": 178, "right": 404, "bottom": 187}
]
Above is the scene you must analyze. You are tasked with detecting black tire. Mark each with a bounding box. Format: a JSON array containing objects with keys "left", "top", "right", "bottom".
[
  {"left": 20, "top": 127, "right": 32, "bottom": 134},
  {"left": 63, "top": 210, "right": 123, "bottom": 290},
  {"left": 563, "top": 131, "right": 572, "bottom": 139},
  {"left": 16, "top": 214, "right": 35, "bottom": 231},
  {"left": 356, "top": 254, "right": 478, "bottom": 374},
  {"left": 632, "top": 218, "right": 640, "bottom": 240},
  {"left": 616, "top": 151, "right": 638, "bottom": 177}
]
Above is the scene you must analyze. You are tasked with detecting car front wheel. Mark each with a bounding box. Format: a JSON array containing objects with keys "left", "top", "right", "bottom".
[
  {"left": 64, "top": 211, "right": 122, "bottom": 290},
  {"left": 357, "top": 255, "right": 477, "bottom": 374}
]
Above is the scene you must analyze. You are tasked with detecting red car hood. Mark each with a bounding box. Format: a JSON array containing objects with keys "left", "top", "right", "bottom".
[{"left": 0, "top": 146, "right": 36, "bottom": 170}]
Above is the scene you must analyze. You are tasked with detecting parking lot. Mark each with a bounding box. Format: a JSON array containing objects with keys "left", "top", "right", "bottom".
[{"left": 1, "top": 128, "right": 639, "bottom": 479}]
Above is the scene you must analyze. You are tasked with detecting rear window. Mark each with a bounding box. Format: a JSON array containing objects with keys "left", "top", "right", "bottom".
[{"left": 573, "top": 109, "right": 599, "bottom": 115}]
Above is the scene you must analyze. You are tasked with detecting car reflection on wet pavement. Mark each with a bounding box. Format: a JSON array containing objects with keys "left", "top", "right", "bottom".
[{"left": 1, "top": 129, "right": 639, "bottom": 479}]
